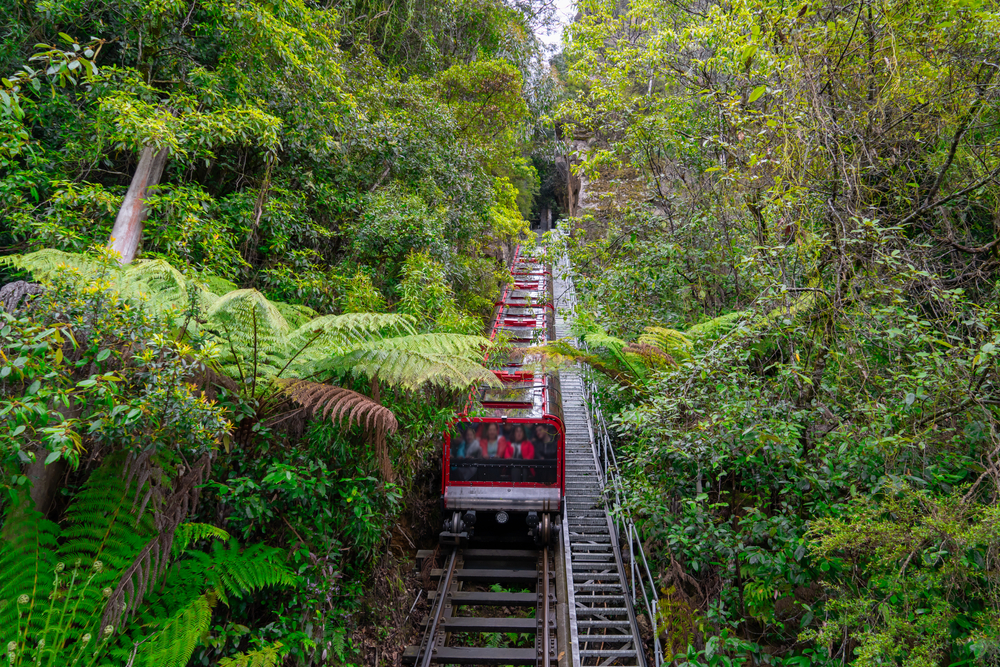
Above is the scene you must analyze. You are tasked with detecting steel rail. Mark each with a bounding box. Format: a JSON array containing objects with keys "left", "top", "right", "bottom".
[
  {"left": 405, "top": 544, "right": 565, "bottom": 666},
  {"left": 543, "top": 545, "right": 551, "bottom": 667},
  {"left": 417, "top": 547, "right": 457, "bottom": 667}
]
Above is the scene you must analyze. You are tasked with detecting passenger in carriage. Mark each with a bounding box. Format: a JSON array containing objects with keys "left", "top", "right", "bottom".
[
  {"left": 504, "top": 425, "right": 534, "bottom": 460},
  {"left": 533, "top": 423, "right": 558, "bottom": 484},
  {"left": 459, "top": 426, "right": 483, "bottom": 459},
  {"left": 533, "top": 424, "right": 557, "bottom": 459},
  {"left": 480, "top": 423, "right": 509, "bottom": 459},
  {"left": 451, "top": 426, "right": 480, "bottom": 481},
  {"left": 504, "top": 424, "right": 535, "bottom": 482}
]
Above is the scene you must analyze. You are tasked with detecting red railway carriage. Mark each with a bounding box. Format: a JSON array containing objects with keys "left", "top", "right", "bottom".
[{"left": 441, "top": 247, "right": 565, "bottom": 545}]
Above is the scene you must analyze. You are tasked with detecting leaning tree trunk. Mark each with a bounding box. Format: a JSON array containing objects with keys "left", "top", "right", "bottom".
[{"left": 107, "top": 145, "right": 169, "bottom": 264}]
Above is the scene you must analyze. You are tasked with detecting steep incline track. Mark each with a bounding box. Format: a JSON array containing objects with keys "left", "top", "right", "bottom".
[
  {"left": 404, "top": 240, "right": 651, "bottom": 667},
  {"left": 553, "top": 254, "right": 648, "bottom": 667},
  {"left": 404, "top": 546, "right": 558, "bottom": 665}
]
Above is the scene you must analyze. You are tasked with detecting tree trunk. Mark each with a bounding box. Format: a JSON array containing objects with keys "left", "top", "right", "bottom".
[
  {"left": 108, "top": 145, "right": 169, "bottom": 264},
  {"left": 24, "top": 446, "right": 66, "bottom": 517}
]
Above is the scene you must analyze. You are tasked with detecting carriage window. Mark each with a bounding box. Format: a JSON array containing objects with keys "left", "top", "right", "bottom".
[{"left": 449, "top": 422, "right": 559, "bottom": 484}]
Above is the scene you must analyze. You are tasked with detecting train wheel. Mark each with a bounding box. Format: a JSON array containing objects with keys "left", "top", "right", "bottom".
[{"left": 533, "top": 513, "right": 555, "bottom": 546}]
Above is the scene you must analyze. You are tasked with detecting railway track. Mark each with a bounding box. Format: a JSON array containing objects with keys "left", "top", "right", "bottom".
[
  {"left": 402, "top": 234, "right": 657, "bottom": 667},
  {"left": 403, "top": 545, "right": 560, "bottom": 666}
]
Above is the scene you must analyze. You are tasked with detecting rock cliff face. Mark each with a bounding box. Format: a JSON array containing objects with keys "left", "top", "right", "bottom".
[{"left": 557, "top": 137, "right": 654, "bottom": 242}]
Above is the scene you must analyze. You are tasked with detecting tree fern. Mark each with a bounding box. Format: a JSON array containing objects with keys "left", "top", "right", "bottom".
[
  {"left": 6, "top": 249, "right": 498, "bottom": 460},
  {"left": 279, "top": 380, "right": 398, "bottom": 436},
  {"left": 328, "top": 345, "right": 501, "bottom": 391},
  {"left": 0, "top": 459, "right": 294, "bottom": 667},
  {"left": 638, "top": 326, "right": 694, "bottom": 361}
]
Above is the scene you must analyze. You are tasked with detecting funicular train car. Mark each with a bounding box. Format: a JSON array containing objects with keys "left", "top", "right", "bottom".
[{"left": 440, "top": 247, "right": 565, "bottom": 545}]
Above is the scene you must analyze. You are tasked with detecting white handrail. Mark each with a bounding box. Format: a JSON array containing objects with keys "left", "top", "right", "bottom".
[{"left": 582, "top": 372, "right": 664, "bottom": 667}]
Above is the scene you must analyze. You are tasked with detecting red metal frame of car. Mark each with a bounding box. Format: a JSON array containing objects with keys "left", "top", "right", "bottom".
[{"left": 441, "top": 244, "right": 566, "bottom": 510}]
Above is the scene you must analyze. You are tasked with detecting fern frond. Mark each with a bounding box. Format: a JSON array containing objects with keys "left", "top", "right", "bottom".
[
  {"left": 102, "top": 452, "right": 215, "bottom": 630},
  {"left": 685, "top": 311, "right": 746, "bottom": 345},
  {"left": 140, "top": 592, "right": 217, "bottom": 667},
  {"left": 330, "top": 346, "right": 502, "bottom": 391},
  {"left": 365, "top": 333, "right": 490, "bottom": 358},
  {"left": 0, "top": 498, "right": 59, "bottom": 640},
  {"left": 172, "top": 523, "right": 231, "bottom": 557},
  {"left": 271, "top": 301, "right": 318, "bottom": 329},
  {"left": 206, "top": 289, "right": 291, "bottom": 350},
  {"left": 521, "top": 339, "right": 638, "bottom": 389},
  {"left": 285, "top": 312, "right": 417, "bottom": 359},
  {"left": 638, "top": 326, "right": 693, "bottom": 361},
  {"left": 0, "top": 248, "right": 107, "bottom": 282},
  {"left": 187, "top": 540, "right": 297, "bottom": 607},
  {"left": 579, "top": 330, "right": 651, "bottom": 380},
  {"left": 218, "top": 642, "right": 286, "bottom": 667},
  {"left": 278, "top": 380, "right": 398, "bottom": 435},
  {"left": 623, "top": 342, "right": 676, "bottom": 369},
  {"left": 580, "top": 330, "right": 627, "bottom": 353},
  {"left": 59, "top": 458, "right": 158, "bottom": 593},
  {"left": 119, "top": 259, "right": 218, "bottom": 314}
]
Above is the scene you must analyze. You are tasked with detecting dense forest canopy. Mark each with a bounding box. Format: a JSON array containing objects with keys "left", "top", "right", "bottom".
[
  {"left": 3, "top": 0, "right": 1000, "bottom": 664},
  {"left": 0, "top": 0, "right": 560, "bottom": 664},
  {"left": 555, "top": 0, "right": 1000, "bottom": 664}
]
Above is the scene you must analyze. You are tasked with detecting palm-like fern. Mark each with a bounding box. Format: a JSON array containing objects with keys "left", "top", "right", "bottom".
[
  {"left": 0, "top": 458, "right": 295, "bottom": 667},
  {"left": 279, "top": 380, "right": 398, "bottom": 435},
  {"left": 525, "top": 323, "right": 696, "bottom": 390},
  {"left": 637, "top": 326, "right": 694, "bottom": 361},
  {"left": 6, "top": 249, "right": 499, "bottom": 479},
  {"left": 316, "top": 333, "right": 500, "bottom": 391}
]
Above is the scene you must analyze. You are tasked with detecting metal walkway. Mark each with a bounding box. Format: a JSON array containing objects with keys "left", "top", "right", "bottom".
[{"left": 552, "top": 251, "right": 649, "bottom": 667}]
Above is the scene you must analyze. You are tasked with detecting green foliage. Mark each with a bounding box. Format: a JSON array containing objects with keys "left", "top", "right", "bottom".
[
  {"left": 96, "top": 84, "right": 281, "bottom": 160},
  {"left": 0, "top": 258, "right": 228, "bottom": 475},
  {"left": 9, "top": 181, "right": 120, "bottom": 252},
  {"left": 5, "top": 249, "right": 497, "bottom": 396},
  {"left": 322, "top": 333, "right": 500, "bottom": 391},
  {"left": 639, "top": 326, "right": 693, "bottom": 361},
  {"left": 398, "top": 251, "right": 483, "bottom": 334},
  {"left": 807, "top": 485, "right": 1000, "bottom": 667},
  {"left": 217, "top": 642, "right": 286, "bottom": 667},
  {"left": 355, "top": 186, "right": 447, "bottom": 274},
  {"left": 339, "top": 271, "right": 385, "bottom": 314},
  {"left": 0, "top": 0, "right": 554, "bottom": 662},
  {"left": 685, "top": 311, "right": 746, "bottom": 348},
  {"left": 0, "top": 458, "right": 295, "bottom": 667},
  {"left": 557, "top": 0, "right": 1000, "bottom": 660}
]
